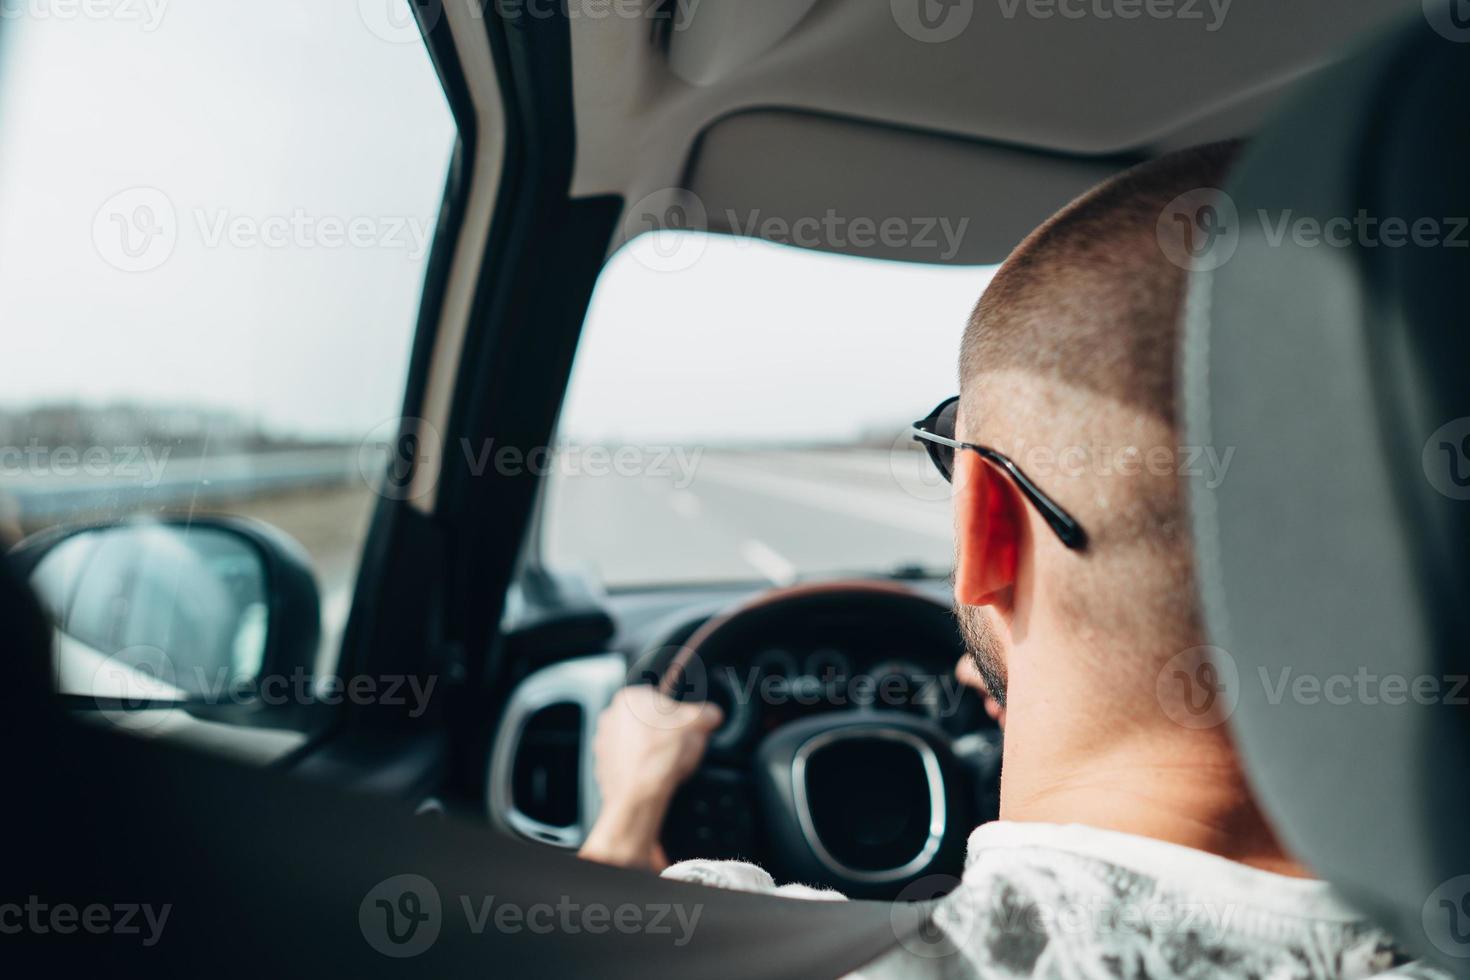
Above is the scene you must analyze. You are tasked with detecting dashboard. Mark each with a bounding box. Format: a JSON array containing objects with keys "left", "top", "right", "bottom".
[{"left": 690, "top": 630, "right": 986, "bottom": 759}]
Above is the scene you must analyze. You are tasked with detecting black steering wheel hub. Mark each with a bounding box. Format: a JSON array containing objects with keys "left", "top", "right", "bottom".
[{"left": 754, "top": 713, "right": 968, "bottom": 898}]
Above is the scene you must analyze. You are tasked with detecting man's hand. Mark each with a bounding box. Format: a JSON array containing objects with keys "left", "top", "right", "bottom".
[
  {"left": 956, "top": 654, "right": 1006, "bottom": 728},
  {"left": 577, "top": 686, "right": 723, "bottom": 872}
]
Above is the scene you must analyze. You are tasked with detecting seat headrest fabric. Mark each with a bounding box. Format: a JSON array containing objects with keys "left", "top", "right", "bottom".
[{"left": 1183, "top": 7, "right": 1470, "bottom": 968}]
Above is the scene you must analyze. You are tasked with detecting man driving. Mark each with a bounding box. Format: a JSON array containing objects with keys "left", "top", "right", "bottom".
[{"left": 579, "top": 141, "right": 1434, "bottom": 978}]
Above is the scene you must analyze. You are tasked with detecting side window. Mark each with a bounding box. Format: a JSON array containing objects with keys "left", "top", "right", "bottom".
[{"left": 0, "top": 6, "right": 458, "bottom": 681}]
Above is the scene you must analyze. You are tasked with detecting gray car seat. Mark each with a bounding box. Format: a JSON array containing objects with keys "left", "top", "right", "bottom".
[{"left": 1184, "top": 5, "right": 1470, "bottom": 973}]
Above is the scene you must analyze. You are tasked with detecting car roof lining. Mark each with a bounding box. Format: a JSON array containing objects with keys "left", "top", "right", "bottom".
[{"left": 568, "top": 0, "right": 1413, "bottom": 263}]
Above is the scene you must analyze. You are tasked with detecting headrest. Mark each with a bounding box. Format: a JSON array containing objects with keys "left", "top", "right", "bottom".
[{"left": 1183, "top": 6, "right": 1470, "bottom": 967}]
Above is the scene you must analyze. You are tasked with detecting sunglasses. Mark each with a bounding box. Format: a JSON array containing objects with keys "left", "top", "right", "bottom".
[{"left": 911, "top": 396, "right": 1087, "bottom": 550}]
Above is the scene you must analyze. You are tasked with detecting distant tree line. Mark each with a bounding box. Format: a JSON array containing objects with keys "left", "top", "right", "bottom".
[{"left": 0, "top": 403, "right": 349, "bottom": 457}]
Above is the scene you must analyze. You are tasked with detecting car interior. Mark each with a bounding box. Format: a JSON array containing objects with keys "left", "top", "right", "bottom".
[{"left": 4, "top": 0, "right": 1469, "bottom": 976}]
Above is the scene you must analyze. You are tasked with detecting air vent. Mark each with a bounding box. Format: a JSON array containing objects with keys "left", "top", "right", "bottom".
[
  {"left": 510, "top": 703, "right": 582, "bottom": 829},
  {"left": 488, "top": 653, "right": 625, "bottom": 847}
]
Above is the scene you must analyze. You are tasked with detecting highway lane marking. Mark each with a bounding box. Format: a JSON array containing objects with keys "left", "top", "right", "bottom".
[
  {"left": 668, "top": 489, "right": 701, "bottom": 520},
  {"left": 322, "top": 588, "right": 352, "bottom": 637},
  {"left": 740, "top": 538, "right": 798, "bottom": 586},
  {"left": 738, "top": 449, "right": 908, "bottom": 480},
  {"left": 316, "top": 587, "right": 354, "bottom": 676},
  {"left": 692, "top": 457, "right": 951, "bottom": 539}
]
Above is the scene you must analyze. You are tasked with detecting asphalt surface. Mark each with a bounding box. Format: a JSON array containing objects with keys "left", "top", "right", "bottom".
[{"left": 541, "top": 447, "right": 956, "bottom": 588}]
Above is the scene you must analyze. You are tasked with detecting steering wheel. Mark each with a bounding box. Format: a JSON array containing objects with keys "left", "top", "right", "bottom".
[{"left": 624, "top": 581, "right": 1002, "bottom": 900}]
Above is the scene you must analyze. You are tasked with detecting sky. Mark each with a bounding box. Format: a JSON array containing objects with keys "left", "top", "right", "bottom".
[
  {"left": 0, "top": 2, "right": 998, "bottom": 447},
  {"left": 0, "top": 3, "right": 457, "bottom": 439},
  {"left": 561, "top": 236, "right": 995, "bottom": 444}
]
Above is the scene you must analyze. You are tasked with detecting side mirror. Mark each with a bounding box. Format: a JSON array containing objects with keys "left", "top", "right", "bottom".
[{"left": 9, "top": 516, "right": 321, "bottom": 722}]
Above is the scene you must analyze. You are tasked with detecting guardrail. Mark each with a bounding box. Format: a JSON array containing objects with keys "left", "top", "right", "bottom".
[{"left": 0, "top": 447, "right": 362, "bottom": 522}]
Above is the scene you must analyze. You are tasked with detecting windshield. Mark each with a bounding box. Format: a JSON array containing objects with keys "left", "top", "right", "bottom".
[{"left": 543, "top": 233, "right": 998, "bottom": 588}]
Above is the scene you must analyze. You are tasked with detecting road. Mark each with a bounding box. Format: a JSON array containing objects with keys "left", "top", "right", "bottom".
[{"left": 542, "top": 447, "right": 955, "bottom": 587}]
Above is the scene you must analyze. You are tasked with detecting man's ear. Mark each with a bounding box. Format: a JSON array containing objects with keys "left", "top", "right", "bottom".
[{"left": 953, "top": 450, "right": 1023, "bottom": 608}]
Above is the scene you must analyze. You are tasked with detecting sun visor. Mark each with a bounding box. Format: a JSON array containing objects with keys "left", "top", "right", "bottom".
[{"left": 680, "top": 110, "right": 1123, "bottom": 266}]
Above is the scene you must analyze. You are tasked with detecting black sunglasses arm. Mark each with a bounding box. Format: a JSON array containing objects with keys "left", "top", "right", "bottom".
[
  {"left": 910, "top": 426, "right": 1088, "bottom": 551},
  {"left": 971, "top": 445, "right": 1087, "bottom": 550}
]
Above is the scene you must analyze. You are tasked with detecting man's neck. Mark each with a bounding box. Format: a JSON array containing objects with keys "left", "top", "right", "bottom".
[{"left": 996, "top": 700, "right": 1312, "bottom": 879}]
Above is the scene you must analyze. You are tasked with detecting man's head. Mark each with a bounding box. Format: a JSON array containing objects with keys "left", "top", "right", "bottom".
[{"left": 953, "top": 141, "right": 1239, "bottom": 713}]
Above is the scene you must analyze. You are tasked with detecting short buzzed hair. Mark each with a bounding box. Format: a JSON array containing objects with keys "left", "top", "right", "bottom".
[{"left": 960, "top": 141, "right": 1240, "bottom": 654}]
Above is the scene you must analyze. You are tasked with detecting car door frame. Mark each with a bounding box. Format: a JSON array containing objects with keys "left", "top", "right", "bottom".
[{"left": 286, "top": 0, "right": 623, "bottom": 807}]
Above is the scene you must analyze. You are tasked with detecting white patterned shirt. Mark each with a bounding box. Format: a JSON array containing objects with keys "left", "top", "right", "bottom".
[{"left": 663, "top": 822, "right": 1445, "bottom": 979}]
